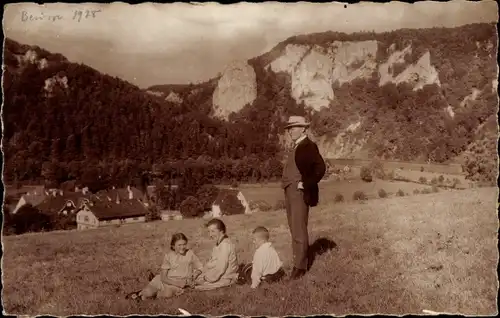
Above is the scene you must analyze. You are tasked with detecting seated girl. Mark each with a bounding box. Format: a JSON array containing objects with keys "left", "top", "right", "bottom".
[
  {"left": 194, "top": 218, "right": 239, "bottom": 291},
  {"left": 126, "top": 233, "right": 203, "bottom": 301}
]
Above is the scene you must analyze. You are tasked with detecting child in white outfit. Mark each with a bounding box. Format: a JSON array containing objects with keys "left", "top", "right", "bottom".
[{"left": 249, "top": 226, "right": 285, "bottom": 289}]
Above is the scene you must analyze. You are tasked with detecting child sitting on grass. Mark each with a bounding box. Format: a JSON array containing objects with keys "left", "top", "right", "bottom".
[
  {"left": 238, "top": 226, "right": 285, "bottom": 289},
  {"left": 126, "top": 233, "right": 203, "bottom": 301}
]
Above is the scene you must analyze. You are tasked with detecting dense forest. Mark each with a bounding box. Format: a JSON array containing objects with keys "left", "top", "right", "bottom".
[
  {"left": 2, "top": 22, "right": 498, "bottom": 189},
  {"left": 2, "top": 38, "right": 296, "bottom": 189}
]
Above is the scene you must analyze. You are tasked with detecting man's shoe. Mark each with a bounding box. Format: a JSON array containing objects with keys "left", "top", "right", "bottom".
[{"left": 289, "top": 267, "right": 306, "bottom": 280}]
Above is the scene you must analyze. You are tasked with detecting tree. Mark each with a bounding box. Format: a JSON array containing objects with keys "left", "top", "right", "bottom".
[
  {"left": 179, "top": 196, "right": 203, "bottom": 218},
  {"left": 196, "top": 184, "right": 220, "bottom": 211},
  {"left": 9, "top": 204, "right": 54, "bottom": 235}
]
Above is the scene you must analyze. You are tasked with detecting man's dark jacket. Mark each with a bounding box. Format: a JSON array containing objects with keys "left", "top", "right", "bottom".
[{"left": 295, "top": 137, "right": 326, "bottom": 207}]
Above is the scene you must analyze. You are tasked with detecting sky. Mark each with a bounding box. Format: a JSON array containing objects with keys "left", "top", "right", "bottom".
[{"left": 3, "top": 1, "right": 498, "bottom": 88}]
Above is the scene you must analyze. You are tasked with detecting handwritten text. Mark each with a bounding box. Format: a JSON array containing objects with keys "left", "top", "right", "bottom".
[{"left": 20, "top": 9, "right": 102, "bottom": 23}]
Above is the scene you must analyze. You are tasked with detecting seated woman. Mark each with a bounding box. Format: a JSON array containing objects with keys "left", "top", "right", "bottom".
[
  {"left": 193, "top": 218, "right": 239, "bottom": 291},
  {"left": 126, "top": 233, "right": 203, "bottom": 301}
]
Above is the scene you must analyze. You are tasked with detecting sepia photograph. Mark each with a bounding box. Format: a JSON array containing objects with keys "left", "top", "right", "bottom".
[{"left": 1, "top": 0, "right": 499, "bottom": 316}]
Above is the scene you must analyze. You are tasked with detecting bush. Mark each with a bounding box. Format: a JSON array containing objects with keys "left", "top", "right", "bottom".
[
  {"left": 420, "top": 166, "right": 424, "bottom": 172},
  {"left": 413, "top": 189, "right": 421, "bottom": 195},
  {"left": 430, "top": 177, "right": 438, "bottom": 185},
  {"left": 396, "top": 189, "right": 405, "bottom": 197},
  {"left": 196, "top": 184, "right": 220, "bottom": 211},
  {"left": 360, "top": 166, "right": 373, "bottom": 182},
  {"left": 421, "top": 188, "right": 432, "bottom": 194},
  {"left": 378, "top": 189, "right": 388, "bottom": 198},
  {"left": 432, "top": 186, "right": 440, "bottom": 193},
  {"left": 386, "top": 170, "right": 395, "bottom": 180},
  {"left": 146, "top": 206, "right": 161, "bottom": 222},
  {"left": 179, "top": 196, "right": 203, "bottom": 218},
  {"left": 418, "top": 176, "right": 427, "bottom": 184},
  {"left": 369, "top": 160, "right": 386, "bottom": 179},
  {"left": 274, "top": 200, "right": 286, "bottom": 210},
  {"left": 334, "top": 193, "right": 344, "bottom": 202},
  {"left": 7, "top": 204, "right": 54, "bottom": 235},
  {"left": 438, "top": 175, "right": 445, "bottom": 183},
  {"left": 353, "top": 191, "right": 367, "bottom": 201},
  {"left": 231, "top": 180, "right": 239, "bottom": 188},
  {"left": 219, "top": 192, "right": 245, "bottom": 215}
]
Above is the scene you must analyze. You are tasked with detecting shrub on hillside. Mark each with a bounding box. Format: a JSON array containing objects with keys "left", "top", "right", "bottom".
[
  {"left": 7, "top": 204, "right": 54, "bottom": 235},
  {"left": 430, "top": 177, "right": 438, "bottom": 185},
  {"left": 396, "top": 189, "right": 405, "bottom": 197},
  {"left": 369, "top": 160, "right": 386, "bottom": 179},
  {"left": 334, "top": 193, "right": 344, "bottom": 203},
  {"left": 231, "top": 180, "right": 239, "bottom": 188},
  {"left": 180, "top": 196, "right": 203, "bottom": 218},
  {"left": 145, "top": 206, "right": 161, "bottom": 222},
  {"left": 386, "top": 170, "right": 395, "bottom": 180},
  {"left": 438, "top": 175, "right": 445, "bottom": 183},
  {"left": 52, "top": 214, "right": 77, "bottom": 230},
  {"left": 378, "top": 189, "right": 388, "bottom": 198},
  {"left": 421, "top": 188, "right": 432, "bottom": 194},
  {"left": 452, "top": 178, "right": 462, "bottom": 188},
  {"left": 353, "top": 191, "right": 367, "bottom": 201},
  {"left": 413, "top": 189, "right": 421, "bottom": 195},
  {"left": 219, "top": 192, "right": 245, "bottom": 216},
  {"left": 360, "top": 166, "right": 373, "bottom": 182},
  {"left": 432, "top": 186, "right": 440, "bottom": 193},
  {"left": 419, "top": 176, "right": 427, "bottom": 184},
  {"left": 196, "top": 184, "right": 220, "bottom": 211}
]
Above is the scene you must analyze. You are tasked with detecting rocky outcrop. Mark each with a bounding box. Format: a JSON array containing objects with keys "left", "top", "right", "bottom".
[
  {"left": 268, "top": 41, "right": 379, "bottom": 111},
  {"left": 212, "top": 60, "right": 257, "bottom": 120},
  {"left": 267, "top": 40, "right": 442, "bottom": 112},
  {"left": 165, "top": 91, "right": 182, "bottom": 104},
  {"left": 316, "top": 120, "right": 368, "bottom": 158},
  {"left": 44, "top": 75, "right": 68, "bottom": 97},
  {"left": 381, "top": 50, "right": 440, "bottom": 90}
]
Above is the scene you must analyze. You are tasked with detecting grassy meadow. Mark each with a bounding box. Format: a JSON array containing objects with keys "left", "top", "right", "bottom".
[
  {"left": 2, "top": 187, "right": 498, "bottom": 316},
  {"left": 239, "top": 178, "right": 444, "bottom": 208}
]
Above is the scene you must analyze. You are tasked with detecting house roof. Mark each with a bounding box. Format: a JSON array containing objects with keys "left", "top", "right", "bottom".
[
  {"left": 213, "top": 188, "right": 241, "bottom": 206},
  {"left": 95, "top": 187, "right": 145, "bottom": 201},
  {"left": 23, "top": 191, "right": 47, "bottom": 207},
  {"left": 88, "top": 199, "right": 148, "bottom": 221},
  {"left": 37, "top": 191, "right": 92, "bottom": 213}
]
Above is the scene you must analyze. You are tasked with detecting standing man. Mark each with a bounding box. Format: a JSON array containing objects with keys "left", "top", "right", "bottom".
[{"left": 281, "top": 115, "right": 326, "bottom": 280}]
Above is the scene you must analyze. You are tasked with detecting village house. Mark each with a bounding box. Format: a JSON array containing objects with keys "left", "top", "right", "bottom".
[
  {"left": 11, "top": 186, "right": 47, "bottom": 214},
  {"left": 76, "top": 195, "right": 149, "bottom": 230},
  {"left": 36, "top": 190, "right": 94, "bottom": 216},
  {"left": 209, "top": 188, "right": 251, "bottom": 218}
]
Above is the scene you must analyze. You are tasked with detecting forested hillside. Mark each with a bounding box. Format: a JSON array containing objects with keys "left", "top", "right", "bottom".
[
  {"left": 150, "top": 23, "right": 497, "bottom": 183},
  {"left": 2, "top": 23, "right": 498, "bottom": 189},
  {"left": 2, "top": 38, "right": 289, "bottom": 190}
]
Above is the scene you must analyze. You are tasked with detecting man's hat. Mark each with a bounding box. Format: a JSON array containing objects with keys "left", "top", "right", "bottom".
[{"left": 284, "top": 115, "right": 310, "bottom": 129}]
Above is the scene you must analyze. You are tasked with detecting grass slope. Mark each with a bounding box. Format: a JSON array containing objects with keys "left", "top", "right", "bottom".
[{"left": 2, "top": 187, "right": 498, "bottom": 316}]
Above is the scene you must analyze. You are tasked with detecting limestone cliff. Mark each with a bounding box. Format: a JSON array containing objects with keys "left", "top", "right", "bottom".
[{"left": 212, "top": 60, "right": 257, "bottom": 119}]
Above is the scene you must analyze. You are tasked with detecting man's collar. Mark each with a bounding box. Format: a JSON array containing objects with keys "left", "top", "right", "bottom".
[
  {"left": 295, "top": 135, "right": 307, "bottom": 146},
  {"left": 216, "top": 235, "right": 228, "bottom": 246}
]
